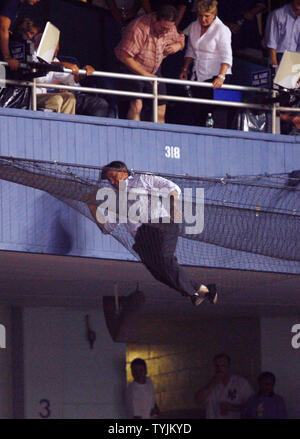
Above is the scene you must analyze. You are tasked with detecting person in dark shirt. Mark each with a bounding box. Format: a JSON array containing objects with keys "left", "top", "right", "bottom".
[
  {"left": 242, "top": 371, "right": 287, "bottom": 419},
  {"left": 217, "top": 0, "right": 266, "bottom": 51},
  {"left": 0, "top": 0, "right": 40, "bottom": 70},
  {"left": 141, "top": 0, "right": 194, "bottom": 29}
]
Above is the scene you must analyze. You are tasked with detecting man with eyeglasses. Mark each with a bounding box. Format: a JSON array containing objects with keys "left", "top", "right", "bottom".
[{"left": 115, "top": 4, "right": 185, "bottom": 122}]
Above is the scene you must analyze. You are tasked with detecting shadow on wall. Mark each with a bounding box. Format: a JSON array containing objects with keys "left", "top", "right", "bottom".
[
  {"left": 50, "top": 210, "right": 73, "bottom": 255},
  {"left": 29, "top": 193, "right": 74, "bottom": 255}
]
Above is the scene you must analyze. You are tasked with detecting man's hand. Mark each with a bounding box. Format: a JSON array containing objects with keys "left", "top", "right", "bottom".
[
  {"left": 163, "top": 42, "right": 183, "bottom": 56},
  {"left": 179, "top": 70, "right": 188, "bottom": 80},
  {"left": 7, "top": 58, "right": 19, "bottom": 71},
  {"left": 61, "top": 62, "right": 80, "bottom": 80},
  {"left": 83, "top": 65, "right": 95, "bottom": 76},
  {"left": 151, "top": 403, "right": 160, "bottom": 418},
  {"left": 212, "top": 76, "right": 225, "bottom": 89}
]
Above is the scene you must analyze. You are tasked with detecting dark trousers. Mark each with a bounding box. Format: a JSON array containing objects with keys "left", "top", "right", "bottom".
[
  {"left": 132, "top": 223, "right": 198, "bottom": 297},
  {"left": 75, "top": 93, "right": 110, "bottom": 118},
  {"left": 192, "top": 75, "right": 232, "bottom": 129}
]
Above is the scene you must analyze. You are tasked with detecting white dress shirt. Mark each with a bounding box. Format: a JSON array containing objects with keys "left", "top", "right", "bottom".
[
  {"left": 100, "top": 173, "right": 182, "bottom": 237},
  {"left": 263, "top": 4, "right": 300, "bottom": 54},
  {"left": 185, "top": 17, "right": 232, "bottom": 82},
  {"left": 35, "top": 56, "right": 80, "bottom": 94}
]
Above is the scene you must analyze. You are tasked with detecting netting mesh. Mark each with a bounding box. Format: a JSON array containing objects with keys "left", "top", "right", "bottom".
[{"left": 0, "top": 155, "right": 299, "bottom": 274}]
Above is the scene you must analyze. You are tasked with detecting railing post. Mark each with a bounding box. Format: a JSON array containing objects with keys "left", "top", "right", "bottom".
[
  {"left": 31, "top": 77, "right": 37, "bottom": 111},
  {"left": 271, "top": 85, "right": 280, "bottom": 134},
  {"left": 271, "top": 102, "right": 277, "bottom": 134},
  {"left": 153, "top": 79, "right": 158, "bottom": 123}
]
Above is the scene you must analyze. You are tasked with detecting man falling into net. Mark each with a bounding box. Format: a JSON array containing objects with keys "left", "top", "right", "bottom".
[{"left": 87, "top": 161, "right": 217, "bottom": 307}]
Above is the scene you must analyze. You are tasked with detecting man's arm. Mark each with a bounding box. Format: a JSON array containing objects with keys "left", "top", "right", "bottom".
[
  {"left": 268, "top": 48, "right": 278, "bottom": 66},
  {"left": 116, "top": 49, "right": 157, "bottom": 77},
  {"left": 0, "top": 15, "right": 19, "bottom": 70},
  {"left": 179, "top": 56, "right": 193, "bottom": 80},
  {"left": 243, "top": 2, "right": 266, "bottom": 22},
  {"left": 86, "top": 190, "right": 109, "bottom": 234},
  {"left": 195, "top": 371, "right": 225, "bottom": 405},
  {"left": 150, "top": 403, "right": 160, "bottom": 418},
  {"left": 212, "top": 62, "right": 230, "bottom": 89},
  {"left": 195, "top": 380, "right": 217, "bottom": 405},
  {"left": 104, "top": 0, "right": 124, "bottom": 25},
  {"left": 163, "top": 39, "right": 185, "bottom": 57},
  {"left": 176, "top": 4, "right": 187, "bottom": 28}
]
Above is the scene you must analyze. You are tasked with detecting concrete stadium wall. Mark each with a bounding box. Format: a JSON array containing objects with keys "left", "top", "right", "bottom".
[
  {"left": 260, "top": 317, "right": 300, "bottom": 419},
  {"left": 0, "top": 306, "right": 13, "bottom": 418},
  {"left": 19, "top": 306, "right": 126, "bottom": 419}
]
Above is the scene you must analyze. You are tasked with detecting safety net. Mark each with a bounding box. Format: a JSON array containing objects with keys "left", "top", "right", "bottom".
[{"left": 0, "top": 155, "right": 299, "bottom": 274}]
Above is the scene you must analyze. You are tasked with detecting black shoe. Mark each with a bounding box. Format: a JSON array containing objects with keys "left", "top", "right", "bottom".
[
  {"left": 190, "top": 284, "right": 218, "bottom": 306},
  {"left": 190, "top": 293, "right": 205, "bottom": 306},
  {"left": 204, "top": 284, "right": 218, "bottom": 304}
]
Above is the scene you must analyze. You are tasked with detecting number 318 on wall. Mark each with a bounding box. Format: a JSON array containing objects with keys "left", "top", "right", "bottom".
[{"left": 165, "top": 146, "right": 180, "bottom": 159}]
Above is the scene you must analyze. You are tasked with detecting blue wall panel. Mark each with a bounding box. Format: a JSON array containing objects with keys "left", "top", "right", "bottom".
[{"left": 0, "top": 108, "right": 299, "bottom": 267}]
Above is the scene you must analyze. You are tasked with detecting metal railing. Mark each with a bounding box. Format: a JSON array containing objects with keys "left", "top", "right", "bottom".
[{"left": 1, "top": 61, "right": 300, "bottom": 134}]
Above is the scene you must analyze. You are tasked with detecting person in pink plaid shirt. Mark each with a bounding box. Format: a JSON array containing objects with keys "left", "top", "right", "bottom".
[{"left": 115, "top": 5, "right": 185, "bottom": 122}]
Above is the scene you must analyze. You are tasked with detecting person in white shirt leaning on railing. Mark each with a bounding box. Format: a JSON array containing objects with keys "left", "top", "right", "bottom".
[{"left": 179, "top": 0, "right": 233, "bottom": 129}]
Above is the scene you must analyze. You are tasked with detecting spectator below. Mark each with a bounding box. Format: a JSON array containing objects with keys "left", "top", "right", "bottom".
[
  {"left": 180, "top": 0, "right": 232, "bottom": 129},
  {"left": 195, "top": 353, "right": 253, "bottom": 419},
  {"left": 217, "top": 0, "right": 266, "bottom": 52},
  {"left": 242, "top": 371, "right": 287, "bottom": 419},
  {"left": 114, "top": 4, "right": 185, "bottom": 122},
  {"left": 125, "top": 358, "right": 160, "bottom": 419},
  {"left": 263, "top": 0, "right": 300, "bottom": 67}
]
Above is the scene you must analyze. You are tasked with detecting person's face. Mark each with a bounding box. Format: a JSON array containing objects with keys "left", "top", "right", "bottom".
[
  {"left": 25, "top": 26, "right": 39, "bottom": 40},
  {"left": 106, "top": 169, "right": 129, "bottom": 190},
  {"left": 259, "top": 377, "right": 275, "bottom": 396},
  {"left": 198, "top": 11, "right": 216, "bottom": 28},
  {"left": 293, "top": 0, "right": 300, "bottom": 15},
  {"left": 131, "top": 364, "right": 147, "bottom": 384},
  {"left": 154, "top": 19, "right": 175, "bottom": 36},
  {"left": 214, "top": 356, "right": 231, "bottom": 376},
  {"left": 25, "top": 0, "right": 40, "bottom": 4}
]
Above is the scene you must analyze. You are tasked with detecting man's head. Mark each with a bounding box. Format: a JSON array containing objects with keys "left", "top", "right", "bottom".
[
  {"left": 197, "top": 0, "right": 218, "bottom": 27},
  {"left": 21, "top": 0, "right": 41, "bottom": 4},
  {"left": 154, "top": 5, "right": 178, "bottom": 36},
  {"left": 15, "top": 18, "right": 40, "bottom": 41},
  {"left": 257, "top": 371, "right": 276, "bottom": 396},
  {"left": 213, "top": 353, "right": 231, "bottom": 376},
  {"left": 101, "top": 161, "right": 130, "bottom": 189},
  {"left": 292, "top": 0, "right": 300, "bottom": 16},
  {"left": 130, "top": 358, "right": 147, "bottom": 384}
]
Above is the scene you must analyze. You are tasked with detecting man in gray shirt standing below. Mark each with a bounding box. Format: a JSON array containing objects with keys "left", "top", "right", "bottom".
[{"left": 264, "top": 0, "right": 300, "bottom": 66}]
